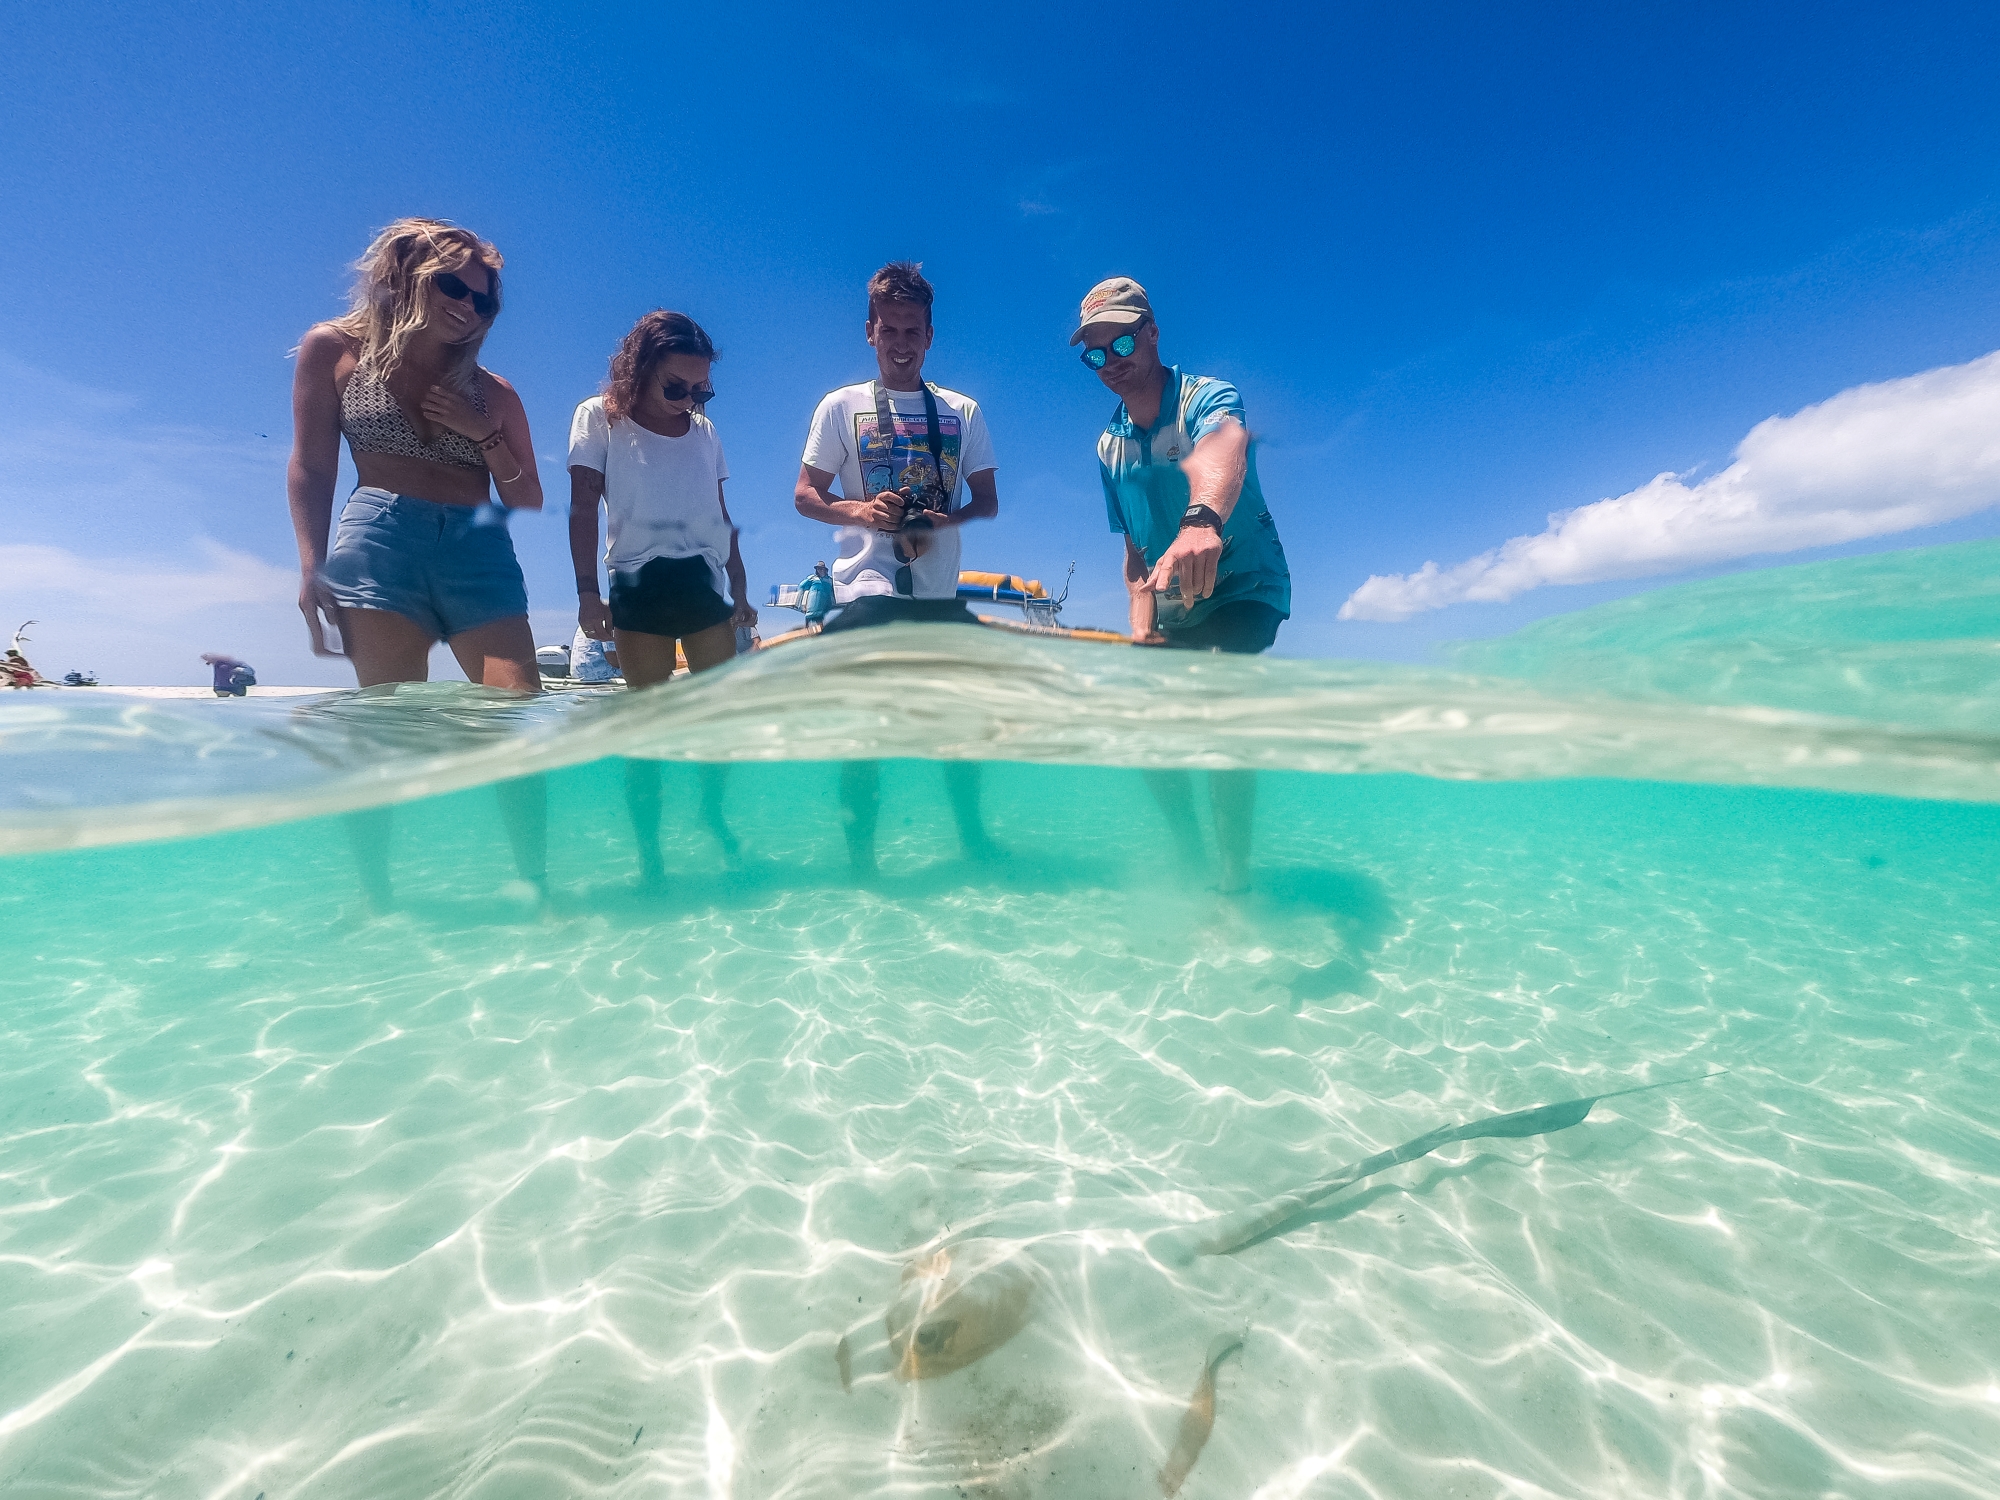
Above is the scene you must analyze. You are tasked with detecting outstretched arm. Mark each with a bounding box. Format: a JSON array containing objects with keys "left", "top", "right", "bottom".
[{"left": 1144, "top": 417, "right": 1248, "bottom": 604}]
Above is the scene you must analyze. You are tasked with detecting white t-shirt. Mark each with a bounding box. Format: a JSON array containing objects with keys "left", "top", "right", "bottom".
[
  {"left": 568, "top": 396, "right": 733, "bottom": 599},
  {"left": 800, "top": 381, "right": 996, "bottom": 601}
]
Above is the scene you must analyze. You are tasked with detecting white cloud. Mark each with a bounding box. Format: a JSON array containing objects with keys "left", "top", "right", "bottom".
[
  {"left": 0, "top": 539, "right": 332, "bottom": 686},
  {"left": 0, "top": 353, "right": 355, "bottom": 686},
  {"left": 0, "top": 539, "right": 294, "bottom": 615},
  {"left": 1340, "top": 348, "right": 2000, "bottom": 621}
]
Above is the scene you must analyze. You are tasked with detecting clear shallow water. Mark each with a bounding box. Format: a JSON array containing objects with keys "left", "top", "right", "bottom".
[{"left": 3, "top": 545, "right": 1999, "bottom": 1499}]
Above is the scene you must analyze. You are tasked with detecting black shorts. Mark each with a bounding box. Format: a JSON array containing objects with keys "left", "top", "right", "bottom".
[
  {"left": 609, "top": 555, "right": 733, "bottom": 640},
  {"left": 820, "top": 595, "right": 980, "bottom": 633},
  {"left": 1162, "top": 600, "right": 1285, "bottom": 655}
]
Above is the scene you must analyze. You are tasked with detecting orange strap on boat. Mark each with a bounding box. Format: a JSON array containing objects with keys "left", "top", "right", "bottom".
[{"left": 957, "top": 571, "right": 1046, "bottom": 598}]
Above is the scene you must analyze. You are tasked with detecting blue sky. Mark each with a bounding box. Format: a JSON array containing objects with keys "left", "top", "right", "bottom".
[{"left": 3, "top": 1, "right": 1999, "bottom": 683}]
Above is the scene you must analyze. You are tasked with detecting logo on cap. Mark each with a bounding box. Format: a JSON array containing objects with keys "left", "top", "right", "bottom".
[{"left": 1071, "top": 277, "right": 1153, "bottom": 344}]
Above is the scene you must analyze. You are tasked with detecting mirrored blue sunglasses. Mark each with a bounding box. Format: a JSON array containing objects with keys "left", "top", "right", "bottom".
[{"left": 1081, "top": 329, "right": 1142, "bottom": 369}]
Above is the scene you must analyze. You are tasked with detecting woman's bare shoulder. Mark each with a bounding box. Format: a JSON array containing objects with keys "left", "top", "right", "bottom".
[
  {"left": 479, "top": 368, "right": 529, "bottom": 409},
  {"left": 298, "top": 323, "right": 359, "bottom": 364}
]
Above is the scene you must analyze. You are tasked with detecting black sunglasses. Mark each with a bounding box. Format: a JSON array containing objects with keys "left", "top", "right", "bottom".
[
  {"left": 434, "top": 270, "right": 499, "bottom": 319},
  {"left": 662, "top": 379, "right": 716, "bottom": 405},
  {"left": 1081, "top": 324, "right": 1145, "bottom": 369}
]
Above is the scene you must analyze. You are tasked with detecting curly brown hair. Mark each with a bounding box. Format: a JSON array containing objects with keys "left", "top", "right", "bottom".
[
  {"left": 604, "top": 311, "right": 718, "bottom": 423},
  {"left": 866, "top": 261, "right": 933, "bottom": 327}
]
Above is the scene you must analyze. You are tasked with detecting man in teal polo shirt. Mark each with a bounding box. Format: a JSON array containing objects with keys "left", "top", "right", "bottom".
[
  {"left": 1074, "top": 276, "right": 1291, "bottom": 889},
  {"left": 1077, "top": 276, "right": 1290, "bottom": 652}
]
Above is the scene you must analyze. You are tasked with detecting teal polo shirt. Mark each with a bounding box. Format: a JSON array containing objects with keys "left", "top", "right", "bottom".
[{"left": 1097, "top": 364, "right": 1291, "bottom": 631}]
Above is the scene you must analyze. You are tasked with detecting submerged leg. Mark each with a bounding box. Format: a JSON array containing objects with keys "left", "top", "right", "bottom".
[
  {"left": 1144, "top": 769, "right": 1206, "bottom": 870},
  {"left": 1209, "top": 770, "right": 1256, "bottom": 894},
  {"left": 495, "top": 773, "right": 548, "bottom": 895},
  {"left": 840, "top": 760, "right": 881, "bottom": 876},
  {"left": 345, "top": 806, "right": 395, "bottom": 912},
  {"left": 942, "top": 761, "right": 1001, "bottom": 860},
  {"left": 699, "top": 763, "right": 740, "bottom": 862},
  {"left": 625, "top": 759, "right": 666, "bottom": 886}
]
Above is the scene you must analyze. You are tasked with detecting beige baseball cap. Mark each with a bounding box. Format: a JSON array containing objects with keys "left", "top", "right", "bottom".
[{"left": 1070, "top": 277, "right": 1153, "bottom": 344}]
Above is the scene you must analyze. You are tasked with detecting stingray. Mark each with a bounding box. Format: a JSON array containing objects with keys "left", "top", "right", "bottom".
[{"left": 794, "top": 1073, "right": 1720, "bottom": 1500}]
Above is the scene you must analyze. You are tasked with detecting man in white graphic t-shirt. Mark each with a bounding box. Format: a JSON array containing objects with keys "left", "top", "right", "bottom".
[
  {"left": 795, "top": 260, "right": 999, "bottom": 629},
  {"left": 793, "top": 261, "right": 1003, "bottom": 869}
]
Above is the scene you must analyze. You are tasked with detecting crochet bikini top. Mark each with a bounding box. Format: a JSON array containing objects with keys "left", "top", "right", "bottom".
[{"left": 340, "top": 368, "right": 489, "bottom": 470}]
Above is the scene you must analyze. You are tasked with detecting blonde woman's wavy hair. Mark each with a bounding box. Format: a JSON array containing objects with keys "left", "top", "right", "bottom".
[{"left": 329, "top": 217, "right": 504, "bottom": 393}]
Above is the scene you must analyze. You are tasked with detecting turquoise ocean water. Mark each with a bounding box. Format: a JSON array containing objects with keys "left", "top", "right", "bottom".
[{"left": 3, "top": 541, "right": 1998, "bottom": 1498}]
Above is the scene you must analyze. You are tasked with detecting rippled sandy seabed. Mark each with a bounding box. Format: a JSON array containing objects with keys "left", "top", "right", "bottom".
[{"left": 4, "top": 544, "right": 2000, "bottom": 1499}]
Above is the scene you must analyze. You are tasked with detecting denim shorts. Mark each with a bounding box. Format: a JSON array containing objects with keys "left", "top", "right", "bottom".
[{"left": 321, "top": 487, "right": 529, "bottom": 640}]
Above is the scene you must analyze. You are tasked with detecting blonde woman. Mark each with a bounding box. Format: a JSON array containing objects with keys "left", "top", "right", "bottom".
[
  {"left": 287, "top": 218, "right": 547, "bottom": 906},
  {"left": 289, "top": 217, "right": 543, "bottom": 688}
]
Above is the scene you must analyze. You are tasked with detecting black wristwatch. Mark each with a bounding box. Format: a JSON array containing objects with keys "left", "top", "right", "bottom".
[{"left": 1180, "top": 503, "right": 1224, "bottom": 532}]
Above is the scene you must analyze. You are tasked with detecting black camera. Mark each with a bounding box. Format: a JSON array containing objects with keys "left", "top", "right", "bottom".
[
  {"left": 893, "top": 468, "right": 951, "bottom": 529},
  {"left": 901, "top": 485, "right": 949, "bottom": 526}
]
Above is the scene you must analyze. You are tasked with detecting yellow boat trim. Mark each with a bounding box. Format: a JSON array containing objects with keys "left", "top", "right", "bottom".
[{"left": 957, "top": 570, "right": 1046, "bottom": 598}]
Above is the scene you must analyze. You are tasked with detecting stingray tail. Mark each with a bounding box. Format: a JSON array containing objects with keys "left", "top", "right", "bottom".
[
  {"left": 1154, "top": 1071, "right": 1724, "bottom": 1262},
  {"left": 1157, "top": 1332, "right": 1245, "bottom": 1497}
]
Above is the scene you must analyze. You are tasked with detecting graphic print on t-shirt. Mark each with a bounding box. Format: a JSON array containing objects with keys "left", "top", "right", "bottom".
[{"left": 855, "top": 408, "right": 962, "bottom": 502}]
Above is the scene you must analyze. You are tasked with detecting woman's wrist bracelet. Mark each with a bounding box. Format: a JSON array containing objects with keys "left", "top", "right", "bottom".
[
  {"left": 577, "top": 581, "right": 601, "bottom": 597},
  {"left": 478, "top": 429, "right": 507, "bottom": 451}
]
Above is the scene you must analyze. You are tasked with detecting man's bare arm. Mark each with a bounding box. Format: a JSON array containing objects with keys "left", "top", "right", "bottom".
[
  {"left": 1125, "top": 537, "right": 1163, "bottom": 643},
  {"left": 795, "top": 464, "right": 907, "bottom": 530},
  {"left": 1180, "top": 417, "right": 1248, "bottom": 522},
  {"left": 937, "top": 468, "right": 998, "bottom": 527},
  {"left": 1144, "top": 418, "right": 1248, "bottom": 602}
]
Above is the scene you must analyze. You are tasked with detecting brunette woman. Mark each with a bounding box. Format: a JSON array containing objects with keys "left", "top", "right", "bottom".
[{"left": 568, "top": 311, "right": 756, "bottom": 883}]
